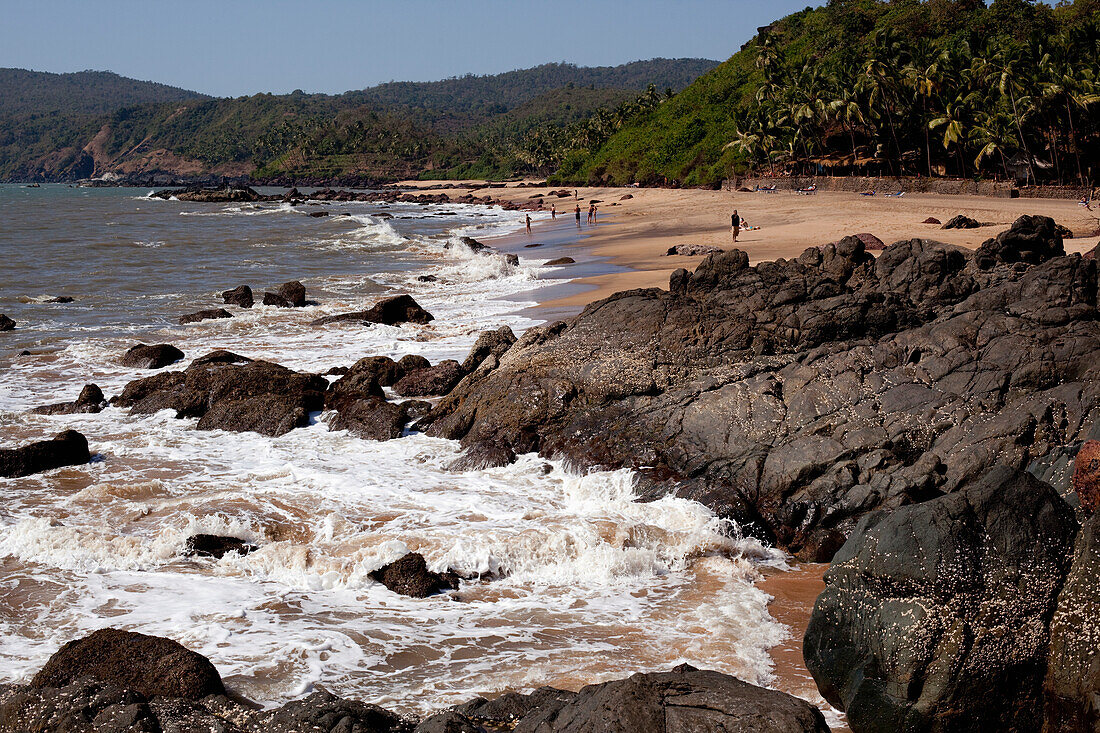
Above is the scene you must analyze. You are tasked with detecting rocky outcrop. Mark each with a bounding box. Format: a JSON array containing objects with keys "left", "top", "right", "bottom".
[
  {"left": 184, "top": 534, "right": 257, "bottom": 559},
  {"left": 262, "top": 292, "right": 293, "bottom": 307},
  {"left": 665, "top": 244, "right": 723, "bottom": 256},
  {"left": 221, "top": 285, "right": 253, "bottom": 309},
  {"left": 45, "top": 296, "right": 74, "bottom": 303},
  {"left": 31, "top": 629, "right": 225, "bottom": 700},
  {"left": 179, "top": 308, "right": 233, "bottom": 325},
  {"left": 0, "top": 315, "right": 14, "bottom": 331},
  {"left": 394, "top": 361, "right": 465, "bottom": 397},
  {"left": 975, "top": 213, "right": 1066, "bottom": 269},
  {"left": 253, "top": 689, "right": 412, "bottom": 733},
  {"left": 804, "top": 466, "right": 1077, "bottom": 732},
  {"left": 31, "top": 384, "right": 107, "bottom": 415},
  {"left": 191, "top": 350, "right": 252, "bottom": 367},
  {"left": 419, "top": 216, "right": 1100, "bottom": 558},
  {"left": 942, "top": 214, "right": 980, "bottom": 229},
  {"left": 0, "top": 678, "right": 162, "bottom": 733},
  {"left": 0, "top": 431, "right": 91, "bottom": 478},
  {"left": 262, "top": 281, "right": 308, "bottom": 308},
  {"left": 853, "top": 232, "right": 885, "bottom": 251},
  {"left": 151, "top": 186, "right": 262, "bottom": 203},
  {"left": 461, "top": 326, "right": 516, "bottom": 373},
  {"left": 120, "top": 344, "right": 184, "bottom": 369},
  {"left": 329, "top": 397, "right": 410, "bottom": 441},
  {"left": 114, "top": 360, "right": 326, "bottom": 437},
  {"left": 311, "top": 295, "right": 434, "bottom": 327},
  {"left": 369, "top": 553, "right": 460, "bottom": 597}
]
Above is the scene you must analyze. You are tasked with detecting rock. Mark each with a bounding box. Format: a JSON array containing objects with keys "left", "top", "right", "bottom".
[
  {"left": 417, "top": 216, "right": 1100, "bottom": 559},
  {"left": 394, "top": 360, "right": 465, "bottom": 397},
  {"left": 416, "top": 274, "right": 438, "bottom": 282},
  {"left": 0, "top": 678, "right": 160, "bottom": 733},
  {"left": 311, "top": 295, "right": 434, "bottom": 327},
  {"left": 308, "top": 210, "right": 329, "bottom": 217},
  {"left": 458, "top": 236, "right": 487, "bottom": 253},
  {"left": 326, "top": 362, "right": 387, "bottom": 411},
  {"left": 31, "top": 628, "right": 225, "bottom": 700},
  {"left": 276, "top": 281, "right": 307, "bottom": 307},
  {"left": 664, "top": 244, "right": 723, "bottom": 256},
  {"left": 544, "top": 257, "right": 576, "bottom": 266},
  {"left": 329, "top": 397, "right": 409, "bottom": 441},
  {"left": 179, "top": 308, "right": 233, "bottom": 325},
  {"left": 0, "top": 314, "right": 16, "bottom": 331},
  {"left": 221, "top": 285, "right": 253, "bottom": 309},
  {"left": 461, "top": 326, "right": 516, "bottom": 373},
  {"left": 455, "top": 687, "right": 577, "bottom": 729},
  {"left": 1056, "top": 223, "right": 1075, "bottom": 240},
  {"left": 31, "top": 384, "right": 107, "bottom": 415},
  {"left": 120, "top": 343, "right": 184, "bottom": 369},
  {"left": 191, "top": 350, "right": 253, "bottom": 367},
  {"left": 413, "top": 711, "right": 480, "bottom": 733},
  {"left": 1071, "top": 440, "right": 1100, "bottom": 518},
  {"left": 369, "top": 553, "right": 460, "bottom": 597},
  {"left": 853, "top": 232, "right": 885, "bottom": 251},
  {"left": 253, "top": 689, "right": 411, "bottom": 733},
  {"left": 0, "top": 430, "right": 91, "bottom": 478},
  {"left": 942, "top": 214, "right": 980, "bottom": 229},
  {"left": 1044, "top": 513, "right": 1100, "bottom": 731},
  {"left": 804, "top": 466, "right": 1078, "bottom": 732},
  {"left": 620, "top": 193, "right": 634, "bottom": 200},
  {"left": 922, "top": 216, "right": 941, "bottom": 224},
  {"left": 397, "top": 354, "right": 430, "bottom": 372},
  {"left": 115, "top": 360, "right": 326, "bottom": 437},
  {"left": 185, "top": 534, "right": 257, "bottom": 559},
  {"left": 45, "top": 296, "right": 75, "bottom": 303},
  {"left": 975, "top": 214, "right": 1066, "bottom": 269},
  {"left": 449, "top": 441, "right": 517, "bottom": 471},
  {"left": 262, "top": 291, "right": 293, "bottom": 308},
  {"left": 153, "top": 186, "right": 262, "bottom": 203},
  {"left": 401, "top": 400, "right": 433, "bottom": 423}
]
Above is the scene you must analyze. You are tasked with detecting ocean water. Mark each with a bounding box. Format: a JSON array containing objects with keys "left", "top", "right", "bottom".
[{"left": 0, "top": 185, "right": 809, "bottom": 718}]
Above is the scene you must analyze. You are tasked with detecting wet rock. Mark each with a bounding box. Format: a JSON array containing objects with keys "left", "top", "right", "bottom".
[
  {"left": 343, "top": 355, "right": 404, "bottom": 389},
  {"left": 191, "top": 350, "right": 253, "bottom": 367},
  {"left": 664, "top": 244, "right": 723, "bottom": 256},
  {"left": 620, "top": 193, "right": 634, "bottom": 200},
  {"left": 461, "top": 326, "right": 516, "bottom": 373},
  {"left": 153, "top": 186, "right": 262, "bottom": 203},
  {"left": 45, "top": 296, "right": 75, "bottom": 303},
  {"left": 0, "top": 430, "right": 91, "bottom": 478},
  {"left": 252, "top": 689, "right": 412, "bottom": 733},
  {"left": 329, "top": 397, "right": 409, "bottom": 441},
  {"left": 1071, "top": 440, "right": 1100, "bottom": 518},
  {"left": 942, "top": 214, "right": 980, "bottom": 229},
  {"left": 311, "top": 295, "right": 434, "bottom": 327},
  {"left": 401, "top": 400, "right": 433, "bottom": 423},
  {"left": 0, "top": 679, "right": 160, "bottom": 733},
  {"left": 32, "top": 628, "right": 225, "bottom": 700},
  {"left": 185, "top": 534, "right": 257, "bottom": 559},
  {"left": 1044, "top": 513, "right": 1100, "bottom": 731},
  {"left": 307, "top": 210, "right": 329, "bottom": 217},
  {"left": 804, "top": 466, "right": 1077, "bottom": 732},
  {"left": 455, "top": 687, "right": 577, "bottom": 729},
  {"left": 179, "top": 308, "right": 233, "bottom": 325},
  {"left": 120, "top": 343, "right": 184, "bottom": 369},
  {"left": 397, "top": 354, "right": 430, "bottom": 372},
  {"left": 1056, "top": 223, "right": 1075, "bottom": 240},
  {"left": 325, "top": 362, "right": 387, "bottom": 411},
  {"left": 262, "top": 291, "right": 293, "bottom": 308},
  {"left": 221, "top": 285, "right": 254, "bottom": 309},
  {"left": 544, "top": 257, "right": 576, "bottom": 265},
  {"left": 32, "top": 384, "right": 107, "bottom": 415},
  {"left": 504, "top": 253, "right": 520, "bottom": 266},
  {"left": 0, "top": 314, "right": 16, "bottom": 331},
  {"left": 276, "top": 281, "right": 307, "bottom": 307},
  {"left": 413, "top": 711, "right": 480, "bottom": 733},
  {"left": 394, "top": 360, "right": 465, "bottom": 397},
  {"left": 369, "top": 552, "right": 460, "bottom": 598},
  {"left": 449, "top": 441, "right": 516, "bottom": 471},
  {"left": 416, "top": 274, "right": 438, "bottom": 282},
  {"left": 458, "top": 236, "right": 487, "bottom": 253}
]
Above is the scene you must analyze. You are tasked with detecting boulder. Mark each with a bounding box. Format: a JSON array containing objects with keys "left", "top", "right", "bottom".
[
  {"left": 416, "top": 274, "right": 438, "bottom": 282},
  {"left": 325, "top": 362, "right": 387, "bottom": 411},
  {"left": 804, "top": 466, "right": 1078, "bottom": 732},
  {"left": 0, "top": 314, "right": 14, "bottom": 331},
  {"left": 45, "top": 296, "right": 75, "bottom": 303},
  {"left": 455, "top": 687, "right": 577, "bottom": 730},
  {"left": 664, "top": 244, "right": 723, "bottom": 256},
  {"left": 369, "top": 553, "right": 460, "bottom": 597},
  {"left": 1044, "top": 513, "right": 1100, "bottom": 731},
  {"left": 0, "top": 678, "right": 160, "bottom": 733},
  {"left": 252, "top": 689, "right": 411, "bottom": 733},
  {"left": 307, "top": 210, "right": 328, "bottom": 217},
  {"left": 413, "top": 711, "right": 481, "bottom": 733},
  {"left": 975, "top": 214, "right": 1066, "bottom": 269},
  {"left": 1071, "top": 440, "right": 1100, "bottom": 518},
  {"left": 461, "top": 326, "right": 516, "bottom": 373},
  {"left": 402, "top": 400, "right": 433, "bottom": 423},
  {"left": 221, "top": 285, "right": 253, "bottom": 309},
  {"left": 853, "top": 232, "right": 885, "bottom": 251},
  {"left": 922, "top": 217, "right": 941, "bottom": 224},
  {"left": 191, "top": 350, "right": 253, "bottom": 367},
  {"left": 942, "top": 214, "right": 980, "bottom": 229},
  {"left": 262, "top": 291, "right": 293, "bottom": 308},
  {"left": 449, "top": 441, "right": 517, "bottom": 471},
  {"left": 184, "top": 534, "right": 257, "bottom": 559},
  {"left": 179, "top": 308, "right": 233, "bottom": 325},
  {"left": 397, "top": 354, "right": 431, "bottom": 373},
  {"left": 311, "top": 295, "right": 434, "bottom": 327},
  {"left": 329, "top": 398, "right": 409, "bottom": 441},
  {"left": 544, "top": 257, "right": 576, "bottom": 266},
  {"left": 31, "top": 629, "right": 225, "bottom": 700},
  {"left": 620, "top": 193, "right": 634, "bottom": 200},
  {"left": 0, "top": 431, "right": 91, "bottom": 478},
  {"left": 458, "top": 236, "right": 487, "bottom": 253},
  {"left": 31, "top": 384, "right": 107, "bottom": 415},
  {"left": 276, "top": 280, "right": 307, "bottom": 307},
  {"left": 120, "top": 344, "right": 184, "bottom": 369},
  {"left": 393, "top": 360, "right": 465, "bottom": 397}
]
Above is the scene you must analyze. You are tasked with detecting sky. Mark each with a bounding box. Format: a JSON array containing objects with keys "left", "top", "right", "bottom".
[{"left": 0, "top": 0, "right": 822, "bottom": 97}]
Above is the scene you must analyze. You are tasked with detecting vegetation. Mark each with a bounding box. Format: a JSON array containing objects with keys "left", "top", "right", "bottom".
[
  {"left": 556, "top": 0, "right": 1100, "bottom": 188},
  {"left": 0, "top": 69, "right": 206, "bottom": 119}
]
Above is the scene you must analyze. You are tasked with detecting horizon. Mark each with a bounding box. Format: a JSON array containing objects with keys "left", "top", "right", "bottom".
[{"left": 0, "top": 0, "right": 820, "bottom": 97}]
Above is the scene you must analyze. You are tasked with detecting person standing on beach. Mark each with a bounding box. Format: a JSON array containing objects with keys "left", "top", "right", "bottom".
[
  {"left": 575, "top": 205, "right": 581, "bottom": 226},
  {"left": 591, "top": 205, "right": 598, "bottom": 224},
  {"left": 731, "top": 210, "right": 741, "bottom": 243},
  {"left": 551, "top": 204, "right": 556, "bottom": 219},
  {"left": 525, "top": 214, "right": 532, "bottom": 233}
]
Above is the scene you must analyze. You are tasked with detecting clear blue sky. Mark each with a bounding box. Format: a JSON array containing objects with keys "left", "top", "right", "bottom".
[{"left": 0, "top": 0, "right": 822, "bottom": 97}]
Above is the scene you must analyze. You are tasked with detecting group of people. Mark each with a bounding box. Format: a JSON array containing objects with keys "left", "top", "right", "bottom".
[{"left": 548, "top": 202, "right": 598, "bottom": 225}]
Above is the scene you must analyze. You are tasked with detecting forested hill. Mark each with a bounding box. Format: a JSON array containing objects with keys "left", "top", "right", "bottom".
[
  {"left": 553, "top": 0, "right": 1100, "bottom": 188},
  {"left": 0, "top": 69, "right": 207, "bottom": 119}
]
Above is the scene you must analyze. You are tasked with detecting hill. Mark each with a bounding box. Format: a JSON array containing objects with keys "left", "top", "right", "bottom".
[
  {"left": 0, "top": 69, "right": 207, "bottom": 119},
  {"left": 553, "top": 0, "right": 1100, "bottom": 188}
]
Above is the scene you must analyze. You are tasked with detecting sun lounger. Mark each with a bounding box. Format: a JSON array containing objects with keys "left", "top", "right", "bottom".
[
  {"left": 884, "top": 191, "right": 905, "bottom": 198},
  {"left": 796, "top": 185, "right": 817, "bottom": 196}
]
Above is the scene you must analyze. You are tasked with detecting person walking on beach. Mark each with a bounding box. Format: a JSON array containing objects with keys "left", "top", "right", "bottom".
[
  {"left": 551, "top": 204, "right": 556, "bottom": 219},
  {"left": 575, "top": 205, "right": 581, "bottom": 226},
  {"left": 525, "top": 214, "right": 532, "bottom": 233},
  {"left": 591, "top": 205, "right": 598, "bottom": 224},
  {"left": 731, "top": 210, "right": 741, "bottom": 243}
]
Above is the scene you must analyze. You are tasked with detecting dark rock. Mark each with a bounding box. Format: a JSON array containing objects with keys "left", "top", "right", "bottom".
[
  {"left": 401, "top": 400, "right": 433, "bottom": 422},
  {"left": 975, "top": 214, "right": 1066, "bottom": 269},
  {"left": 1044, "top": 513, "right": 1100, "bottom": 731},
  {"left": 277, "top": 281, "right": 307, "bottom": 307},
  {"left": 455, "top": 687, "right": 576, "bottom": 728},
  {"left": 504, "top": 253, "right": 520, "bottom": 266},
  {"left": 153, "top": 186, "right": 262, "bottom": 203},
  {"left": 221, "top": 285, "right": 254, "bottom": 309},
  {"left": 449, "top": 441, "right": 517, "bottom": 471},
  {"left": 458, "top": 236, "right": 487, "bottom": 253},
  {"left": 311, "top": 295, "right": 434, "bottom": 327},
  {"left": 804, "top": 466, "right": 1078, "bottom": 732},
  {"left": 346, "top": 355, "right": 404, "bottom": 389},
  {"left": 0, "top": 430, "right": 91, "bottom": 478},
  {"left": 620, "top": 193, "right": 634, "bottom": 200},
  {"left": 330, "top": 397, "right": 409, "bottom": 441},
  {"left": 0, "top": 679, "right": 159, "bottom": 733},
  {"left": 191, "top": 350, "right": 253, "bottom": 367},
  {"left": 461, "top": 326, "right": 516, "bottom": 373},
  {"left": 120, "top": 343, "right": 184, "bottom": 369},
  {"left": 308, "top": 210, "right": 329, "bottom": 217},
  {"left": 1056, "top": 223, "right": 1075, "bottom": 240},
  {"left": 46, "top": 296, "right": 75, "bottom": 303},
  {"left": 325, "top": 366, "right": 350, "bottom": 376},
  {"left": 31, "top": 628, "right": 225, "bottom": 700},
  {"left": 115, "top": 360, "right": 326, "bottom": 437},
  {"left": 942, "top": 214, "right": 980, "bottom": 229},
  {"left": 185, "top": 534, "right": 257, "bottom": 559},
  {"left": 413, "top": 711, "right": 480, "bottom": 733},
  {"left": 179, "top": 308, "right": 233, "bottom": 325},
  {"left": 922, "top": 216, "right": 941, "bottom": 224},
  {"left": 251, "top": 689, "right": 412, "bottom": 733},
  {"left": 394, "top": 360, "right": 465, "bottom": 397},
  {"left": 1071, "top": 440, "right": 1100, "bottom": 518},
  {"left": 369, "top": 552, "right": 460, "bottom": 597},
  {"left": 544, "top": 257, "right": 576, "bottom": 266},
  {"left": 853, "top": 232, "right": 885, "bottom": 251},
  {"left": 0, "top": 314, "right": 14, "bottom": 331},
  {"left": 397, "top": 354, "right": 430, "bottom": 372},
  {"left": 525, "top": 243, "right": 543, "bottom": 248},
  {"left": 664, "top": 244, "right": 723, "bottom": 256},
  {"left": 416, "top": 274, "right": 438, "bottom": 282},
  {"left": 32, "top": 384, "right": 107, "bottom": 415},
  {"left": 262, "top": 292, "right": 293, "bottom": 308},
  {"left": 326, "top": 361, "right": 388, "bottom": 411}
]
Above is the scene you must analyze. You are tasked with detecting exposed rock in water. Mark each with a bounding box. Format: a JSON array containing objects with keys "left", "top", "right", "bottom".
[
  {"left": 311, "top": 295, "right": 434, "bottom": 327},
  {"left": 307, "top": 210, "right": 329, "bottom": 217},
  {"left": 457, "top": 236, "right": 487, "bottom": 253},
  {"left": 120, "top": 343, "right": 184, "bottom": 369},
  {"left": 0, "top": 314, "right": 15, "bottom": 331},
  {"left": 0, "top": 430, "right": 91, "bottom": 477},
  {"left": 416, "top": 274, "right": 438, "bottom": 282},
  {"left": 665, "top": 244, "right": 723, "bottom": 256},
  {"left": 369, "top": 552, "right": 460, "bottom": 597},
  {"left": 401, "top": 400, "right": 433, "bottom": 423},
  {"left": 0, "top": 678, "right": 162, "bottom": 733},
  {"left": 418, "top": 216, "right": 1100, "bottom": 559},
  {"left": 397, "top": 354, "right": 431, "bottom": 372},
  {"left": 31, "top": 628, "right": 225, "bottom": 700},
  {"left": 262, "top": 291, "right": 293, "bottom": 307},
  {"left": 394, "top": 360, "right": 465, "bottom": 397},
  {"left": 151, "top": 186, "right": 262, "bottom": 203},
  {"left": 544, "top": 256, "right": 577, "bottom": 265},
  {"left": 114, "top": 360, "right": 326, "bottom": 437},
  {"left": 448, "top": 440, "right": 516, "bottom": 471},
  {"left": 276, "top": 280, "right": 307, "bottom": 307},
  {"left": 254, "top": 689, "right": 413, "bottom": 732},
  {"left": 329, "top": 397, "right": 410, "bottom": 441},
  {"left": 804, "top": 466, "right": 1077, "bottom": 732},
  {"left": 179, "top": 308, "right": 233, "bottom": 325},
  {"left": 942, "top": 214, "right": 981, "bottom": 229},
  {"left": 45, "top": 296, "right": 74, "bottom": 303},
  {"left": 461, "top": 326, "right": 516, "bottom": 373},
  {"left": 191, "top": 350, "right": 253, "bottom": 367},
  {"left": 31, "top": 384, "right": 107, "bottom": 415},
  {"left": 185, "top": 534, "right": 257, "bottom": 559},
  {"left": 221, "top": 285, "right": 254, "bottom": 309}
]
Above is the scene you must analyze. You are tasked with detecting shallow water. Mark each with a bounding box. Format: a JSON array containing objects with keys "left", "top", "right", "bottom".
[{"left": 0, "top": 185, "right": 829, "bottom": 720}]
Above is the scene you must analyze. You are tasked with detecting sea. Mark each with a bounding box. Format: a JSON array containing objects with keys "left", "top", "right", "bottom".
[{"left": 0, "top": 184, "right": 831, "bottom": 720}]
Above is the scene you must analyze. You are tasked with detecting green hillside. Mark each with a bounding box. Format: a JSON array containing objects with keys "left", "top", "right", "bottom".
[
  {"left": 555, "top": 0, "right": 1100, "bottom": 188},
  {"left": 0, "top": 69, "right": 207, "bottom": 119}
]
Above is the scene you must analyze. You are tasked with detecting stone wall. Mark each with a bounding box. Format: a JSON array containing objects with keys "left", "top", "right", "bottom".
[{"left": 724, "top": 175, "right": 1097, "bottom": 200}]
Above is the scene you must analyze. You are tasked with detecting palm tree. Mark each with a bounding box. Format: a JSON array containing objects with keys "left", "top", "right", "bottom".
[
  {"left": 975, "top": 44, "right": 1039, "bottom": 183},
  {"left": 904, "top": 40, "right": 945, "bottom": 177}
]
